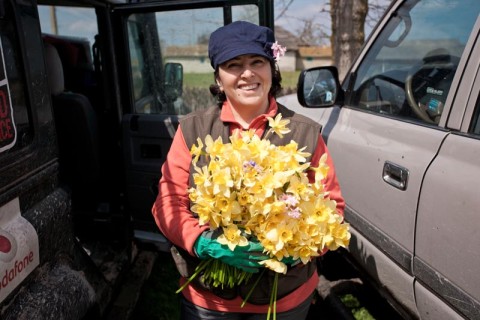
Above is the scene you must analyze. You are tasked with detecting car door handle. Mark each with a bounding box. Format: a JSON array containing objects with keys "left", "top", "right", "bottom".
[{"left": 383, "top": 161, "right": 409, "bottom": 190}]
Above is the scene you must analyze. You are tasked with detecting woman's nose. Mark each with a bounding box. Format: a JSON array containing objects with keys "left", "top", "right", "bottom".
[{"left": 241, "top": 68, "right": 255, "bottom": 78}]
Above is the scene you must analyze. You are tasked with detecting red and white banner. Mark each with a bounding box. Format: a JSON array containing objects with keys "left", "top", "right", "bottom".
[{"left": 0, "top": 198, "right": 39, "bottom": 303}]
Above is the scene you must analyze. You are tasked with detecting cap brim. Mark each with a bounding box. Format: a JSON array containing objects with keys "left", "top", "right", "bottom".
[{"left": 215, "top": 48, "right": 273, "bottom": 68}]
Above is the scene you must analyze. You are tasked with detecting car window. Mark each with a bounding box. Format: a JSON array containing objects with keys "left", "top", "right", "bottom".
[
  {"left": 127, "top": 5, "right": 259, "bottom": 115},
  {"left": 38, "top": 6, "right": 98, "bottom": 57},
  {"left": 350, "top": 0, "right": 480, "bottom": 125}
]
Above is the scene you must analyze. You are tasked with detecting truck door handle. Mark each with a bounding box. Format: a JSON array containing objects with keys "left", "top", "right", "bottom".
[{"left": 383, "top": 161, "right": 409, "bottom": 190}]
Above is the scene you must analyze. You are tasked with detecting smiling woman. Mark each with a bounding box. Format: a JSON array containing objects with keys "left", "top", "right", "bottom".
[{"left": 151, "top": 20, "right": 346, "bottom": 320}]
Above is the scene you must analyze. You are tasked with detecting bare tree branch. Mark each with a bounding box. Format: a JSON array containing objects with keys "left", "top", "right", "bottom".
[{"left": 275, "top": 0, "right": 295, "bottom": 20}]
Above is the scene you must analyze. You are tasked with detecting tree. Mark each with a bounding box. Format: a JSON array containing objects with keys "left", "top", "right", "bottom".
[
  {"left": 274, "top": 0, "right": 391, "bottom": 79},
  {"left": 275, "top": 0, "right": 330, "bottom": 46},
  {"left": 330, "top": 0, "right": 368, "bottom": 80}
]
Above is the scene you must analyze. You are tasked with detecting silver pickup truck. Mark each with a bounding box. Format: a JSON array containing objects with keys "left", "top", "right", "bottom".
[{"left": 278, "top": 1, "right": 480, "bottom": 319}]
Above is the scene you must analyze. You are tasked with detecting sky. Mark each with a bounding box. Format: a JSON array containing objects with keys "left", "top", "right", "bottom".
[
  {"left": 274, "top": 0, "right": 392, "bottom": 41},
  {"left": 38, "top": 1, "right": 391, "bottom": 47},
  {"left": 275, "top": 0, "right": 330, "bottom": 30}
]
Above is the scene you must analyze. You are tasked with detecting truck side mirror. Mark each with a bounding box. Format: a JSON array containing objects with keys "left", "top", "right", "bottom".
[
  {"left": 164, "top": 62, "right": 183, "bottom": 101},
  {"left": 297, "top": 66, "right": 343, "bottom": 108}
]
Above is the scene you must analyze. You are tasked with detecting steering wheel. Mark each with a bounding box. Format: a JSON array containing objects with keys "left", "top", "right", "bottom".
[{"left": 405, "top": 49, "right": 457, "bottom": 124}]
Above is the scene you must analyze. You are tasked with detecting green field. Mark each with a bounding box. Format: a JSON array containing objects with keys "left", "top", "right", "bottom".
[{"left": 184, "top": 71, "right": 301, "bottom": 92}]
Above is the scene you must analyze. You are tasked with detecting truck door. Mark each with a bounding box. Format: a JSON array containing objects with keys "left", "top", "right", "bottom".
[
  {"left": 110, "top": 1, "right": 274, "bottom": 242},
  {"left": 414, "top": 19, "right": 480, "bottom": 319}
]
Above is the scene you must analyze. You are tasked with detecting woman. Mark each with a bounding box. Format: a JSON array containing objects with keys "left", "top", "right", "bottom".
[{"left": 152, "top": 21, "right": 345, "bottom": 320}]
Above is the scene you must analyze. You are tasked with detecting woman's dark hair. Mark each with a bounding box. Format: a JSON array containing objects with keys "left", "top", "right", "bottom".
[{"left": 209, "top": 59, "right": 283, "bottom": 107}]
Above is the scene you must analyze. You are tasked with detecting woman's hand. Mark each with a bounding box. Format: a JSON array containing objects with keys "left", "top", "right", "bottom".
[{"left": 194, "top": 230, "right": 268, "bottom": 273}]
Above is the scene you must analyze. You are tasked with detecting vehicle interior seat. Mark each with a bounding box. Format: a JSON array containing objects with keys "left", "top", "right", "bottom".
[
  {"left": 43, "top": 34, "right": 98, "bottom": 106},
  {"left": 44, "top": 41, "right": 102, "bottom": 211}
]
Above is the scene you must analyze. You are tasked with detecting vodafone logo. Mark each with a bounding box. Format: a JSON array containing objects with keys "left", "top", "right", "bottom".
[
  {"left": 0, "top": 229, "right": 17, "bottom": 262},
  {"left": 0, "top": 198, "right": 39, "bottom": 303}
]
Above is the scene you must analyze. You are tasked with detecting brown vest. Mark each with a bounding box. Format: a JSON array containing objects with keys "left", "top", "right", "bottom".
[
  {"left": 175, "top": 103, "right": 322, "bottom": 303},
  {"left": 181, "top": 103, "right": 322, "bottom": 187}
]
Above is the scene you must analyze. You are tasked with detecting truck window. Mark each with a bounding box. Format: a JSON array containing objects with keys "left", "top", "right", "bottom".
[
  {"left": 0, "top": 9, "right": 32, "bottom": 157},
  {"left": 38, "top": 6, "right": 99, "bottom": 105},
  {"left": 37, "top": 6, "right": 98, "bottom": 55},
  {"left": 127, "top": 5, "right": 260, "bottom": 115},
  {"left": 349, "top": 0, "right": 479, "bottom": 125}
]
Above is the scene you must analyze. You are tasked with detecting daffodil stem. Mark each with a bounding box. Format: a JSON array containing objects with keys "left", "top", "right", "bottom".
[
  {"left": 241, "top": 269, "right": 266, "bottom": 308},
  {"left": 175, "top": 259, "right": 211, "bottom": 294},
  {"left": 266, "top": 273, "right": 278, "bottom": 320},
  {"left": 273, "top": 273, "right": 278, "bottom": 320},
  {"left": 263, "top": 129, "right": 273, "bottom": 140}
]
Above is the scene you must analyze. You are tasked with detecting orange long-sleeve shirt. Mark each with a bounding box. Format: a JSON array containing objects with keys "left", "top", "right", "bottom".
[{"left": 152, "top": 98, "right": 344, "bottom": 313}]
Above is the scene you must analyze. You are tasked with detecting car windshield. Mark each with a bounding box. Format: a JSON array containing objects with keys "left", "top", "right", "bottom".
[{"left": 349, "top": 0, "right": 480, "bottom": 124}]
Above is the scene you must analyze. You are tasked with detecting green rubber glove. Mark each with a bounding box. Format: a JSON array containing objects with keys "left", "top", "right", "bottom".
[
  {"left": 194, "top": 230, "right": 267, "bottom": 273},
  {"left": 282, "top": 256, "right": 300, "bottom": 266}
]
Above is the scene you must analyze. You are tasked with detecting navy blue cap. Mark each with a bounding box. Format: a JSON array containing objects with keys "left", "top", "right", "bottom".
[{"left": 208, "top": 21, "right": 276, "bottom": 69}]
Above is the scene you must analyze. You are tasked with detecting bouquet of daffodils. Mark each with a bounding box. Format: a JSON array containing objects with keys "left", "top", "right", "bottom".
[{"left": 178, "top": 114, "right": 350, "bottom": 318}]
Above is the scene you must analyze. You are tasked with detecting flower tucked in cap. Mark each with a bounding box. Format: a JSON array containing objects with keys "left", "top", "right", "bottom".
[{"left": 208, "top": 21, "right": 286, "bottom": 70}]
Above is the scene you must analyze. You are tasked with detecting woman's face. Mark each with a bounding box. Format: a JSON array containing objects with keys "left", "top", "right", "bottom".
[{"left": 217, "top": 54, "right": 272, "bottom": 110}]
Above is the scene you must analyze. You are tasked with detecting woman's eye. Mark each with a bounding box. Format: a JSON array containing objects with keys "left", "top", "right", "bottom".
[
  {"left": 252, "top": 59, "right": 266, "bottom": 66},
  {"left": 227, "top": 63, "right": 241, "bottom": 69}
]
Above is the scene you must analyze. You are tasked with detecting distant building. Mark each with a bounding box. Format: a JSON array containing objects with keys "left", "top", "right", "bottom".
[
  {"left": 269, "top": 25, "right": 333, "bottom": 72},
  {"left": 164, "top": 44, "right": 211, "bottom": 73},
  {"left": 163, "top": 25, "right": 333, "bottom": 73},
  {"left": 297, "top": 46, "right": 332, "bottom": 70}
]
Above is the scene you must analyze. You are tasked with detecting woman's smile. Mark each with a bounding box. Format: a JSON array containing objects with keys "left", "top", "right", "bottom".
[{"left": 238, "top": 83, "right": 260, "bottom": 91}]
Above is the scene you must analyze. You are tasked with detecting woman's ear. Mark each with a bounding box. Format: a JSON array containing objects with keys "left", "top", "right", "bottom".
[{"left": 216, "top": 80, "right": 223, "bottom": 91}]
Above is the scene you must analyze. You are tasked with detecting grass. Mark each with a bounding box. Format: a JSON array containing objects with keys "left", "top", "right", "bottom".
[
  {"left": 132, "top": 252, "right": 181, "bottom": 320},
  {"left": 183, "top": 73, "right": 215, "bottom": 88},
  {"left": 184, "top": 71, "right": 301, "bottom": 91},
  {"left": 340, "top": 294, "right": 376, "bottom": 320}
]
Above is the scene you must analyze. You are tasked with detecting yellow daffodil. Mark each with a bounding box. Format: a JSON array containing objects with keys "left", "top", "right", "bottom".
[
  {"left": 217, "top": 224, "right": 248, "bottom": 251},
  {"left": 247, "top": 137, "right": 270, "bottom": 162},
  {"left": 216, "top": 194, "right": 242, "bottom": 225},
  {"left": 311, "top": 153, "right": 330, "bottom": 189},
  {"left": 259, "top": 259, "right": 287, "bottom": 274},
  {"left": 266, "top": 113, "right": 291, "bottom": 138},
  {"left": 295, "top": 245, "right": 318, "bottom": 264},
  {"left": 280, "top": 141, "right": 311, "bottom": 164},
  {"left": 211, "top": 167, "right": 234, "bottom": 197},
  {"left": 327, "top": 223, "right": 351, "bottom": 250},
  {"left": 192, "top": 165, "right": 211, "bottom": 188},
  {"left": 204, "top": 135, "right": 225, "bottom": 158},
  {"left": 286, "top": 175, "right": 310, "bottom": 198},
  {"left": 190, "top": 137, "right": 204, "bottom": 165},
  {"left": 278, "top": 225, "right": 294, "bottom": 244},
  {"left": 237, "top": 189, "right": 252, "bottom": 206},
  {"left": 187, "top": 113, "right": 349, "bottom": 278}
]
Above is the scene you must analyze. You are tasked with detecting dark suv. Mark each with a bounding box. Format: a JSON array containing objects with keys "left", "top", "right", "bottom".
[{"left": 0, "top": 0, "right": 274, "bottom": 318}]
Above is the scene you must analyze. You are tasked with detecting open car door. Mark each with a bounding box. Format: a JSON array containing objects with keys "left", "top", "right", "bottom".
[{"left": 112, "top": 0, "right": 274, "bottom": 246}]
